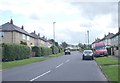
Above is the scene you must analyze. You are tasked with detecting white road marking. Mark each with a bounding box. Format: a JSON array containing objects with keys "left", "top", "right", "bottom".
[
  {"left": 65, "top": 59, "right": 70, "bottom": 63},
  {"left": 56, "top": 63, "right": 64, "bottom": 68},
  {"left": 30, "top": 70, "right": 51, "bottom": 81}
]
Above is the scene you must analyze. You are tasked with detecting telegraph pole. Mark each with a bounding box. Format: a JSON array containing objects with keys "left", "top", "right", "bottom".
[
  {"left": 53, "top": 22, "right": 56, "bottom": 54},
  {"left": 87, "top": 30, "right": 89, "bottom": 48}
]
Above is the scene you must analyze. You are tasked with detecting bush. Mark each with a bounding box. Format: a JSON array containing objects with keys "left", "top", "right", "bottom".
[
  {"left": 50, "top": 45, "right": 59, "bottom": 54},
  {"left": 32, "top": 46, "right": 41, "bottom": 57},
  {"left": 41, "top": 47, "right": 52, "bottom": 56},
  {"left": 2, "top": 44, "right": 31, "bottom": 62}
]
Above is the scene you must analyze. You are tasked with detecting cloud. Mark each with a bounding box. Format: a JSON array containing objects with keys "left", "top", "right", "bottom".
[{"left": 0, "top": 0, "right": 118, "bottom": 45}]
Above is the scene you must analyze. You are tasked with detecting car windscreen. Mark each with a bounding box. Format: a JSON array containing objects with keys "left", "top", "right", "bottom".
[
  {"left": 95, "top": 46, "right": 105, "bottom": 50},
  {"left": 83, "top": 51, "right": 92, "bottom": 54}
]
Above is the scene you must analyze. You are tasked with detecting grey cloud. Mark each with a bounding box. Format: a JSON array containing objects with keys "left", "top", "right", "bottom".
[
  {"left": 71, "top": 2, "right": 118, "bottom": 28},
  {"left": 29, "top": 14, "right": 40, "bottom": 20}
]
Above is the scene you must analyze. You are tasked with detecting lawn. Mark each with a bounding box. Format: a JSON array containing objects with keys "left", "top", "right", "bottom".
[
  {"left": 95, "top": 56, "right": 118, "bottom": 66},
  {"left": 95, "top": 56, "right": 119, "bottom": 82},
  {"left": 0, "top": 62, "right": 2, "bottom": 70},
  {"left": 2, "top": 52, "right": 64, "bottom": 69},
  {"left": 102, "top": 66, "right": 119, "bottom": 81},
  {"left": 2, "top": 57, "right": 48, "bottom": 69}
]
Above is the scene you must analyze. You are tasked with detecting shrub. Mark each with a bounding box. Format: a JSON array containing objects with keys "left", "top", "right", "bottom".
[
  {"left": 2, "top": 44, "right": 31, "bottom": 62},
  {"left": 50, "top": 45, "right": 59, "bottom": 54},
  {"left": 41, "top": 47, "right": 52, "bottom": 56},
  {"left": 32, "top": 46, "right": 41, "bottom": 57}
]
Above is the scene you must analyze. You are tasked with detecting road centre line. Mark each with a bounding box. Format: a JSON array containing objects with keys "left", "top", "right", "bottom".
[
  {"left": 56, "top": 63, "right": 64, "bottom": 68},
  {"left": 65, "top": 59, "right": 70, "bottom": 63},
  {"left": 30, "top": 70, "right": 51, "bottom": 81}
]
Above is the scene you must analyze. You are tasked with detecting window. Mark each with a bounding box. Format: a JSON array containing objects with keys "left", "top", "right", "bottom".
[
  {"left": 27, "top": 36, "right": 30, "bottom": 41},
  {"left": 0, "top": 32, "right": 4, "bottom": 37},
  {"left": 22, "top": 34, "right": 26, "bottom": 40}
]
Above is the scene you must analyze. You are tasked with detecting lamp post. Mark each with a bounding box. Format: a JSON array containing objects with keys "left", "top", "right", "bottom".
[
  {"left": 53, "top": 22, "right": 56, "bottom": 54},
  {"left": 87, "top": 30, "right": 89, "bottom": 48}
]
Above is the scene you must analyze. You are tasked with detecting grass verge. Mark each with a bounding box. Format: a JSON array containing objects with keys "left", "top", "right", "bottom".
[
  {"left": 49, "top": 52, "right": 64, "bottom": 57},
  {"left": 1, "top": 52, "right": 64, "bottom": 70},
  {"left": 95, "top": 56, "right": 118, "bottom": 66},
  {"left": 95, "top": 56, "right": 119, "bottom": 82},
  {"left": 2, "top": 57, "right": 48, "bottom": 69}
]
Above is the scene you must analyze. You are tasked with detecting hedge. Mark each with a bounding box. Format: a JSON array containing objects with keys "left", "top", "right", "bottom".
[
  {"left": 2, "top": 44, "right": 31, "bottom": 61},
  {"left": 32, "top": 46, "right": 53, "bottom": 56},
  {"left": 50, "top": 45, "right": 59, "bottom": 54},
  {"left": 41, "top": 47, "right": 52, "bottom": 56},
  {"left": 32, "top": 46, "right": 41, "bottom": 57}
]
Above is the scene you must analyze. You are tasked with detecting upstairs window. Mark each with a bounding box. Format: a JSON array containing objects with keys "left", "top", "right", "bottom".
[
  {"left": 27, "top": 36, "right": 30, "bottom": 41},
  {"left": 22, "top": 34, "right": 26, "bottom": 40},
  {"left": 0, "top": 32, "right": 4, "bottom": 37}
]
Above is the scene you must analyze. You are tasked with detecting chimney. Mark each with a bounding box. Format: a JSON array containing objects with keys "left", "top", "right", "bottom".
[
  {"left": 104, "top": 34, "right": 106, "bottom": 37},
  {"left": 10, "top": 19, "right": 13, "bottom": 24},
  {"left": 108, "top": 32, "right": 110, "bottom": 35},
  {"left": 34, "top": 30, "right": 35, "bottom": 34},
  {"left": 38, "top": 33, "right": 40, "bottom": 36},
  {"left": 21, "top": 25, "right": 24, "bottom": 29},
  {"left": 118, "top": 27, "right": 120, "bottom": 32}
]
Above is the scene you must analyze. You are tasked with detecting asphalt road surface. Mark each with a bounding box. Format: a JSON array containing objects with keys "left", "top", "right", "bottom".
[{"left": 2, "top": 51, "right": 107, "bottom": 81}]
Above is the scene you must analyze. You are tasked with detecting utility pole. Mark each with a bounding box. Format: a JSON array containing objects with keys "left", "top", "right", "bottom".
[
  {"left": 53, "top": 22, "right": 56, "bottom": 54},
  {"left": 87, "top": 30, "right": 89, "bottom": 48}
]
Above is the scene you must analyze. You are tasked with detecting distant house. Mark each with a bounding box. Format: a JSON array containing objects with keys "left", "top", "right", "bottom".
[
  {"left": 110, "top": 28, "right": 120, "bottom": 56},
  {"left": 99, "top": 33, "right": 114, "bottom": 48},
  {"left": 91, "top": 38, "right": 101, "bottom": 49},
  {"left": 30, "top": 31, "right": 52, "bottom": 47},
  {"left": 0, "top": 19, "right": 35, "bottom": 47}
]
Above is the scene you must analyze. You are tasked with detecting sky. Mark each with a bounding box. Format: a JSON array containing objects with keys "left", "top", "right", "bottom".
[{"left": 0, "top": 0, "right": 119, "bottom": 45}]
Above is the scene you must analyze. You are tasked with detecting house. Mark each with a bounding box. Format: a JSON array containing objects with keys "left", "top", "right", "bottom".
[
  {"left": 0, "top": 19, "right": 58, "bottom": 48},
  {"left": 99, "top": 33, "right": 115, "bottom": 48},
  {"left": 110, "top": 28, "right": 120, "bottom": 56},
  {"left": 91, "top": 38, "right": 101, "bottom": 49},
  {"left": 0, "top": 19, "right": 35, "bottom": 47},
  {"left": 30, "top": 31, "right": 52, "bottom": 47}
]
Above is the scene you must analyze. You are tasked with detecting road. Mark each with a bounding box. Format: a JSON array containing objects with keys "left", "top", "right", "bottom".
[{"left": 2, "top": 51, "right": 107, "bottom": 81}]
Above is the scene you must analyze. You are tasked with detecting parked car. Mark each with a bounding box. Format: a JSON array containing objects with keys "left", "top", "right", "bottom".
[
  {"left": 64, "top": 49, "right": 71, "bottom": 55},
  {"left": 93, "top": 43, "right": 108, "bottom": 57},
  {"left": 82, "top": 50, "right": 94, "bottom": 60}
]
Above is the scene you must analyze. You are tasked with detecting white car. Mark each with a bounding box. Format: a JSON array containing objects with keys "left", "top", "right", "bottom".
[
  {"left": 82, "top": 50, "right": 94, "bottom": 60},
  {"left": 64, "top": 49, "right": 71, "bottom": 55}
]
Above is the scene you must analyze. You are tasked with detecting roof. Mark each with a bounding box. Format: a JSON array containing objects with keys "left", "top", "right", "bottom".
[
  {"left": 92, "top": 38, "right": 101, "bottom": 44},
  {"left": 0, "top": 22, "right": 33, "bottom": 37},
  {"left": 110, "top": 31, "right": 120, "bottom": 39},
  {"left": 100, "top": 33, "right": 114, "bottom": 41},
  {"left": 30, "top": 32, "right": 48, "bottom": 42}
]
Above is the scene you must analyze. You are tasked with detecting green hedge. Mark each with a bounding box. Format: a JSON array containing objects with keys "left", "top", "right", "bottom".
[
  {"left": 2, "top": 44, "right": 31, "bottom": 61},
  {"left": 51, "top": 45, "right": 59, "bottom": 54},
  {"left": 41, "top": 47, "right": 52, "bottom": 56},
  {"left": 32, "top": 46, "right": 53, "bottom": 56},
  {"left": 32, "top": 46, "right": 41, "bottom": 57}
]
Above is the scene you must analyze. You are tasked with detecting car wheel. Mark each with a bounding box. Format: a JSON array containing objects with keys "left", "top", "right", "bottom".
[
  {"left": 92, "top": 56, "right": 94, "bottom": 60},
  {"left": 82, "top": 56, "right": 84, "bottom": 60}
]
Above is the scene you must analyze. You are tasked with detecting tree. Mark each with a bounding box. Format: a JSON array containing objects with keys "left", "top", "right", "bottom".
[
  {"left": 61, "top": 42, "right": 68, "bottom": 48},
  {"left": 55, "top": 42, "right": 59, "bottom": 47}
]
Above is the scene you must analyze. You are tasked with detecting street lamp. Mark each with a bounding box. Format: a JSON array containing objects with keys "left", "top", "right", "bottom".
[
  {"left": 87, "top": 30, "right": 89, "bottom": 48},
  {"left": 53, "top": 22, "right": 56, "bottom": 54}
]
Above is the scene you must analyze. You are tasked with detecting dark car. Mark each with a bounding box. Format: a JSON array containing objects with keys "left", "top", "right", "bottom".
[
  {"left": 82, "top": 50, "right": 94, "bottom": 60},
  {"left": 64, "top": 49, "right": 71, "bottom": 55}
]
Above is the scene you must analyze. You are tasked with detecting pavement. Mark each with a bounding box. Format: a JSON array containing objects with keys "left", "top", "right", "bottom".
[{"left": 2, "top": 51, "right": 107, "bottom": 81}]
